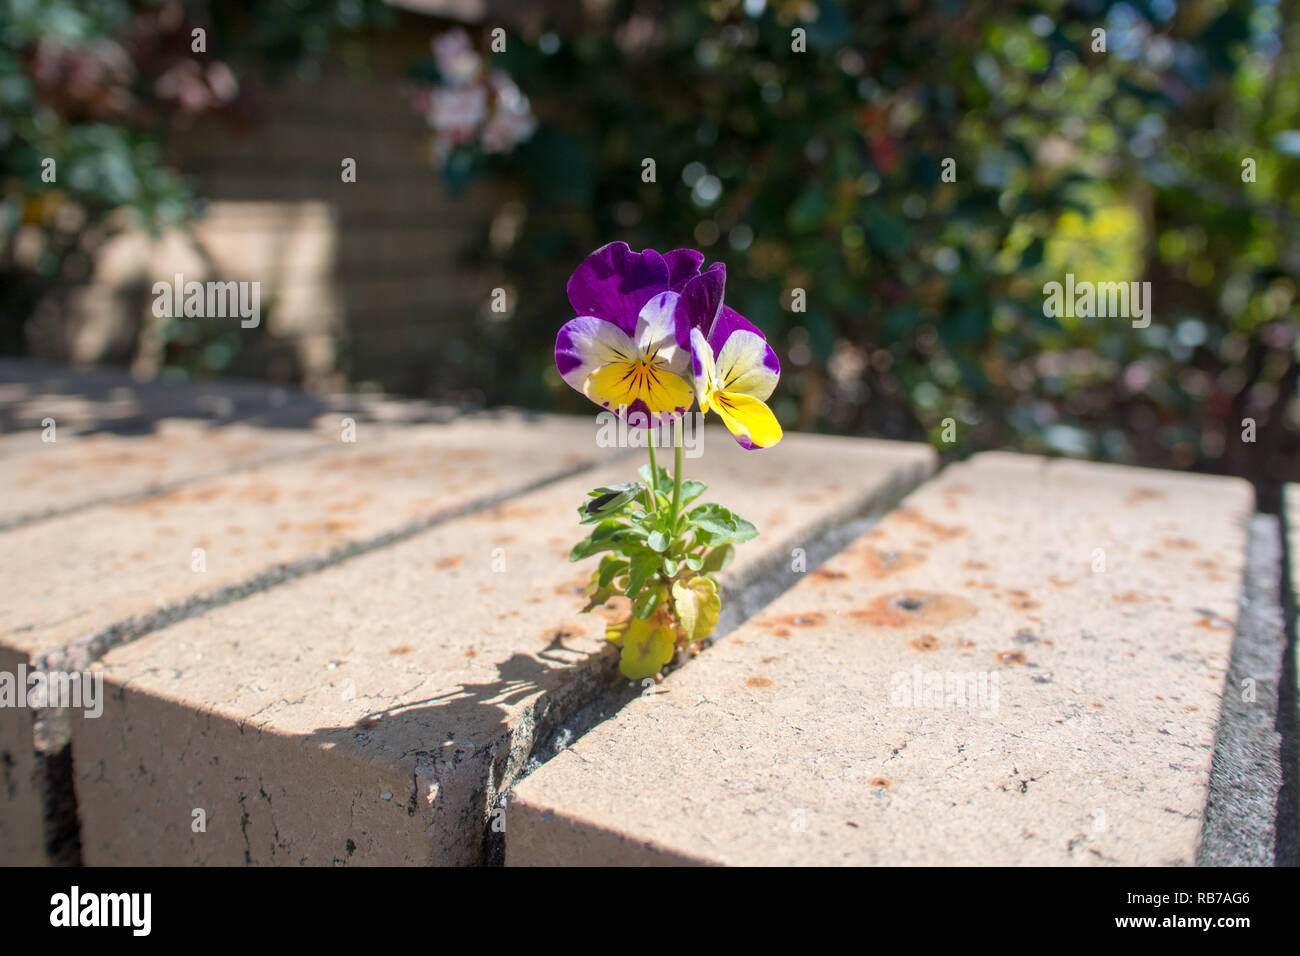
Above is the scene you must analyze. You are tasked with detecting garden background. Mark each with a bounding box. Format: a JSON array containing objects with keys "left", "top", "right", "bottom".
[{"left": 2, "top": 0, "right": 1297, "bottom": 506}]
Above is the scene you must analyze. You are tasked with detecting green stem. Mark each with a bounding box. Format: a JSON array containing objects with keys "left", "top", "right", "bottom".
[
  {"left": 645, "top": 441, "right": 658, "bottom": 513},
  {"left": 669, "top": 417, "right": 684, "bottom": 530}
]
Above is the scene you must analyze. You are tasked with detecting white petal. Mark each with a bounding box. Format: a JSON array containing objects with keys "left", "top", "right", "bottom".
[
  {"left": 713, "top": 329, "right": 779, "bottom": 402},
  {"left": 634, "top": 291, "right": 687, "bottom": 375}
]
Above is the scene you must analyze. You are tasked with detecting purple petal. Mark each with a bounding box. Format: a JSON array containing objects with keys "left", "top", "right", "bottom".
[
  {"left": 618, "top": 398, "right": 690, "bottom": 430},
  {"left": 707, "top": 304, "right": 767, "bottom": 355},
  {"left": 554, "top": 324, "right": 584, "bottom": 378},
  {"left": 673, "top": 262, "right": 726, "bottom": 348},
  {"left": 567, "top": 242, "right": 670, "bottom": 336},
  {"left": 662, "top": 248, "right": 705, "bottom": 291},
  {"left": 553, "top": 314, "right": 636, "bottom": 391}
]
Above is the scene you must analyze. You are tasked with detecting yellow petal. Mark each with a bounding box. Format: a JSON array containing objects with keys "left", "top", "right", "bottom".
[
  {"left": 709, "top": 390, "right": 784, "bottom": 449},
  {"left": 586, "top": 360, "right": 695, "bottom": 418}
]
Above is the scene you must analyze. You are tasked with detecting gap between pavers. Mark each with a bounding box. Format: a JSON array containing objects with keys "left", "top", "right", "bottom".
[
  {"left": 506, "top": 452, "right": 1257, "bottom": 866},
  {"left": 1196, "top": 514, "right": 1292, "bottom": 865},
  {"left": 0, "top": 412, "right": 615, "bottom": 865},
  {"left": 487, "top": 507, "right": 902, "bottom": 866},
  {"left": 69, "top": 434, "right": 935, "bottom": 865},
  {"left": 1276, "top": 484, "right": 1300, "bottom": 863}
]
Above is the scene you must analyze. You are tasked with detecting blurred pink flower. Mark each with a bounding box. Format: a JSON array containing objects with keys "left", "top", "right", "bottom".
[{"left": 414, "top": 28, "right": 536, "bottom": 162}]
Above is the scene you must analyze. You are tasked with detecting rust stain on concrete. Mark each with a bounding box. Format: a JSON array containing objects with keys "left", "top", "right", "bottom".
[
  {"left": 861, "top": 549, "right": 927, "bottom": 578},
  {"left": 849, "top": 591, "right": 977, "bottom": 629}
]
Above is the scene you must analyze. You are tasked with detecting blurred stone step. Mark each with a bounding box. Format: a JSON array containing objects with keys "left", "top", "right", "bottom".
[
  {"left": 0, "top": 360, "right": 317, "bottom": 435},
  {"left": 0, "top": 359, "right": 460, "bottom": 440},
  {"left": 69, "top": 434, "right": 934, "bottom": 865},
  {"left": 0, "top": 412, "right": 608, "bottom": 865},
  {"left": 0, "top": 421, "right": 333, "bottom": 529},
  {"left": 0, "top": 394, "right": 479, "bottom": 529},
  {"left": 506, "top": 452, "right": 1256, "bottom": 866}
]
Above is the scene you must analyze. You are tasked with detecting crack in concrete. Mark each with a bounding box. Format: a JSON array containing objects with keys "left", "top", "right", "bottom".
[
  {"left": 1197, "top": 513, "right": 1295, "bottom": 865},
  {"left": 485, "top": 455, "right": 937, "bottom": 865},
  {"left": 12, "top": 420, "right": 632, "bottom": 865}
]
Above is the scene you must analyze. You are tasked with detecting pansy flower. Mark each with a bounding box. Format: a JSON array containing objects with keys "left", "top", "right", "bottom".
[
  {"left": 554, "top": 242, "right": 723, "bottom": 427},
  {"left": 687, "top": 306, "right": 783, "bottom": 449}
]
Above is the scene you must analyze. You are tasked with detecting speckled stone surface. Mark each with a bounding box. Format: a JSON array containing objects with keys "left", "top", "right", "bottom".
[
  {"left": 507, "top": 452, "right": 1254, "bottom": 866},
  {"left": 0, "top": 413, "right": 608, "bottom": 864},
  {"left": 69, "top": 434, "right": 933, "bottom": 864},
  {"left": 1, "top": 414, "right": 606, "bottom": 672},
  {"left": 0, "top": 359, "right": 464, "bottom": 527},
  {"left": 0, "top": 421, "right": 332, "bottom": 528}
]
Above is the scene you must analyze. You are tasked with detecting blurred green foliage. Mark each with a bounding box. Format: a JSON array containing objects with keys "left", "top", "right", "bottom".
[
  {"left": 2, "top": 0, "right": 1297, "bottom": 503},
  {"left": 435, "top": 0, "right": 1299, "bottom": 503}
]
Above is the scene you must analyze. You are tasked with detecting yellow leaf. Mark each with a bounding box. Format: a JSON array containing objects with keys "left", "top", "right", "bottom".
[
  {"left": 605, "top": 619, "right": 629, "bottom": 645},
  {"left": 618, "top": 619, "right": 677, "bottom": 679},
  {"left": 671, "top": 576, "right": 721, "bottom": 644}
]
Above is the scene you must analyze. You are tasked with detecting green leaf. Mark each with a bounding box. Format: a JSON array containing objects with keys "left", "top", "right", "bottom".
[
  {"left": 569, "top": 520, "right": 641, "bottom": 561},
  {"left": 580, "top": 581, "right": 614, "bottom": 613},
  {"left": 677, "top": 479, "right": 708, "bottom": 507},
  {"left": 632, "top": 586, "right": 662, "bottom": 620},
  {"left": 701, "top": 544, "right": 734, "bottom": 572},
  {"left": 589, "top": 519, "right": 629, "bottom": 540},
  {"left": 684, "top": 553, "right": 705, "bottom": 571},
  {"left": 598, "top": 555, "right": 628, "bottom": 587},
  {"left": 637, "top": 463, "right": 673, "bottom": 495},
  {"left": 661, "top": 556, "right": 679, "bottom": 578},
  {"left": 569, "top": 536, "right": 615, "bottom": 562},
  {"left": 646, "top": 529, "right": 670, "bottom": 552},
  {"left": 685, "top": 503, "right": 759, "bottom": 545},
  {"left": 625, "top": 550, "right": 661, "bottom": 599}
]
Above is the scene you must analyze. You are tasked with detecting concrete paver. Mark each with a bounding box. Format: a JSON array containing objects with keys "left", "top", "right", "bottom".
[
  {"left": 68, "top": 434, "right": 934, "bottom": 864},
  {"left": 507, "top": 453, "right": 1254, "bottom": 866},
  {"left": 1, "top": 413, "right": 610, "bottom": 863}
]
